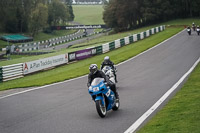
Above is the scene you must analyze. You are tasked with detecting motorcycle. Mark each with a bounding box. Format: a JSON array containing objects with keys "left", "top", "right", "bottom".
[
  {"left": 187, "top": 28, "right": 191, "bottom": 35},
  {"left": 88, "top": 78, "right": 120, "bottom": 118},
  {"left": 197, "top": 28, "right": 200, "bottom": 35},
  {"left": 102, "top": 66, "right": 117, "bottom": 84}
]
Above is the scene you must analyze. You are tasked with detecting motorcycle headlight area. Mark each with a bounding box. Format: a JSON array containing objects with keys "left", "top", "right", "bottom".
[{"left": 93, "top": 87, "right": 99, "bottom": 92}]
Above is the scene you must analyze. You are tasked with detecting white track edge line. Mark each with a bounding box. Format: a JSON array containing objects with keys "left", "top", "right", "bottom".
[
  {"left": 0, "top": 29, "right": 185, "bottom": 100},
  {"left": 124, "top": 57, "right": 200, "bottom": 133}
]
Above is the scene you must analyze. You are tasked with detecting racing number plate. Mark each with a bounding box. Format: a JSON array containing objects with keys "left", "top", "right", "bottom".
[{"left": 106, "top": 89, "right": 111, "bottom": 97}]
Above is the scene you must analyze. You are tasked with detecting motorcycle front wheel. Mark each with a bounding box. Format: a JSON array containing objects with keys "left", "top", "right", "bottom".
[{"left": 96, "top": 99, "right": 106, "bottom": 118}]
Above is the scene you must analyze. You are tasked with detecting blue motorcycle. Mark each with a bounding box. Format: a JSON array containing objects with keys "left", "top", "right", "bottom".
[{"left": 88, "top": 78, "right": 120, "bottom": 118}]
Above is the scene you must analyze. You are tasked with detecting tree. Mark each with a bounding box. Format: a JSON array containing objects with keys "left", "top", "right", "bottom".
[
  {"left": 64, "top": 0, "right": 75, "bottom": 21},
  {"left": 30, "top": 3, "right": 48, "bottom": 36},
  {"left": 48, "top": 0, "right": 70, "bottom": 26}
]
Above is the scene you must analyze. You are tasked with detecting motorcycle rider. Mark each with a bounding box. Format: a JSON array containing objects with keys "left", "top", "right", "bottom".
[
  {"left": 192, "top": 22, "right": 196, "bottom": 31},
  {"left": 87, "top": 64, "right": 119, "bottom": 100},
  {"left": 100, "top": 56, "right": 118, "bottom": 83},
  {"left": 196, "top": 26, "right": 200, "bottom": 35},
  {"left": 187, "top": 26, "right": 191, "bottom": 35}
]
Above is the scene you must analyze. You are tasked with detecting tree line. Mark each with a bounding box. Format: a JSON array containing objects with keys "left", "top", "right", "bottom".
[
  {"left": 103, "top": 0, "right": 200, "bottom": 32},
  {"left": 0, "top": 0, "right": 74, "bottom": 36}
]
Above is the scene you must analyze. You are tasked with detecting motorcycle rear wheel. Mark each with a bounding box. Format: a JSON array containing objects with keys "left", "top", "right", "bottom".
[{"left": 96, "top": 99, "right": 106, "bottom": 118}]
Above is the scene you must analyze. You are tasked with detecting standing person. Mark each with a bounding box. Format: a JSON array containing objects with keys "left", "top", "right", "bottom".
[
  {"left": 87, "top": 64, "right": 119, "bottom": 100},
  {"left": 101, "top": 56, "right": 118, "bottom": 83}
]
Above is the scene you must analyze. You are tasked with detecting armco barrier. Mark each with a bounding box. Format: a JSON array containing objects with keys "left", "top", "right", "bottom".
[
  {"left": 102, "top": 43, "right": 109, "bottom": 53},
  {"left": 129, "top": 36, "right": 134, "bottom": 43},
  {"left": 120, "top": 38, "right": 125, "bottom": 47},
  {"left": 0, "top": 25, "right": 165, "bottom": 83},
  {"left": 2, "top": 63, "right": 23, "bottom": 81},
  {"left": 109, "top": 42, "right": 115, "bottom": 51},
  {"left": 96, "top": 45, "right": 103, "bottom": 55},
  {"left": 0, "top": 67, "right": 2, "bottom": 82}
]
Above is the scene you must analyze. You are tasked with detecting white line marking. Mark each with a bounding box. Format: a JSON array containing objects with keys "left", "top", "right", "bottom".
[
  {"left": 124, "top": 57, "right": 200, "bottom": 133},
  {"left": 0, "top": 29, "right": 185, "bottom": 100}
]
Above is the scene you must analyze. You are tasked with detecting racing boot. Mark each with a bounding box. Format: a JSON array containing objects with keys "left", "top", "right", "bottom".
[{"left": 115, "top": 91, "right": 119, "bottom": 100}]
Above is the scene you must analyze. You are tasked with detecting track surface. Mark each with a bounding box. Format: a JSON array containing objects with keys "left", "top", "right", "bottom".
[{"left": 0, "top": 30, "right": 200, "bottom": 133}]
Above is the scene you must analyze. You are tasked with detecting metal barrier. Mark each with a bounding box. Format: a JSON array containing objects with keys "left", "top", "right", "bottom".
[
  {"left": 0, "top": 67, "right": 2, "bottom": 82},
  {"left": 1, "top": 63, "right": 23, "bottom": 81}
]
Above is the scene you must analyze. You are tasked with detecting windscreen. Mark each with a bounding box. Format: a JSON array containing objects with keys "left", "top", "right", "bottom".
[{"left": 91, "top": 78, "right": 104, "bottom": 86}]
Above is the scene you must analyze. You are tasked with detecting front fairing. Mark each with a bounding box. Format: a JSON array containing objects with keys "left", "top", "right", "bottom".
[
  {"left": 88, "top": 78, "right": 107, "bottom": 96},
  {"left": 88, "top": 78, "right": 116, "bottom": 110}
]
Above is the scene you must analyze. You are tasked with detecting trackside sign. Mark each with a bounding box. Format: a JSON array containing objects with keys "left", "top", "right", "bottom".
[
  {"left": 23, "top": 54, "right": 68, "bottom": 75},
  {"left": 51, "top": 25, "right": 107, "bottom": 30}
]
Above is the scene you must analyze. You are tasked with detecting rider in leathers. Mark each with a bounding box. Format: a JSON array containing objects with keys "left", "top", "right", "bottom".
[
  {"left": 100, "top": 56, "right": 118, "bottom": 83},
  {"left": 87, "top": 64, "right": 119, "bottom": 99}
]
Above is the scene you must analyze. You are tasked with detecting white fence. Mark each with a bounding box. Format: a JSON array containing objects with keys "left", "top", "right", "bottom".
[{"left": 1, "top": 63, "right": 23, "bottom": 81}]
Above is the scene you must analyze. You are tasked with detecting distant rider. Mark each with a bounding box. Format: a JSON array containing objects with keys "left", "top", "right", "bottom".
[
  {"left": 192, "top": 22, "right": 196, "bottom": 31},
  {"left": 187, "top": 26, "right": 191, "bottom": 35},
  {"left": 87, "top": 64, "right": 119, "bottom": 99},
  {"left": 196, "top": 26, "right": 200, "bottom": 35},
  {"left": 100, "top": 56, "right": 118, "bottom": 83}
]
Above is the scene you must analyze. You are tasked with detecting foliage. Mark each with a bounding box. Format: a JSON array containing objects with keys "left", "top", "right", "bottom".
[
  {"left": 48, "top": 0, "right": 70, "bottom": 26},
  {"left": 0, "top": 0, "right": 74, "bottom": 35},
  {"left": 103, "top": 0, "right": 200, "bottom": 32},
  {"left": 30, "top": 3, "right": 48, "bottom": 36}
]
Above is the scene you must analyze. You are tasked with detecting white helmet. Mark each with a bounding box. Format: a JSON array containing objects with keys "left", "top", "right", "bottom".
[{"left": 104, "top": 56, "right": 110, "bottom": 61}]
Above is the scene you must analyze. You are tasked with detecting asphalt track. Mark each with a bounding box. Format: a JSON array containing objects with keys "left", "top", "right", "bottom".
[{"left": 0, "top": 29, "right": 200, "bottom": 133}]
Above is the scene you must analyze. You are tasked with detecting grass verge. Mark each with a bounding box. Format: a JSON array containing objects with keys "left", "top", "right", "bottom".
[
  {"left": 73, "top": 5, "right": 104, "bottom": 25},
  {"left": 0, "top": 27, "right": 183, "bottom": 91},
  {"left": 138, "top": 63, "right": 200, "bottom": 133}
]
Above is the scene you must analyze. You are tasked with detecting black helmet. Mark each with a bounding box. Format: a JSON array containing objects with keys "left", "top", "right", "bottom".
[{"left": 89, "top": 64, "right": 98, "bottom": 74}]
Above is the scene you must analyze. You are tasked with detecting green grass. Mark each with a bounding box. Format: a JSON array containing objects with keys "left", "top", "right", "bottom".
[
  {"left": 0, "top": 27, "right": 183, "bottom": 91},
  {"left": 73, "top": 5, "right": 104, "bottom": 24},
  {"left": 138, "top": 63, "right": 200, "bottom": 133}
]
